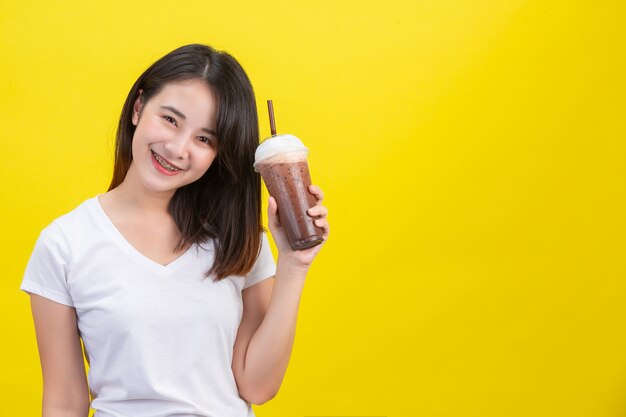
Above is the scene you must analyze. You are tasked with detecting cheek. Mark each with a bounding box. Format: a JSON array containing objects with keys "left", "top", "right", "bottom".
[
  {"left": 197, "top": 152, "right": 217, "bottom": 172},
  {"left": 131, "top": 124, "right": 162, "bottom": 160},
  {"left": 136, "top": 118, "right": 167, "bottom": 142},
  {"left": 139, "top": 122, "right": 162, "bottom": 142}
]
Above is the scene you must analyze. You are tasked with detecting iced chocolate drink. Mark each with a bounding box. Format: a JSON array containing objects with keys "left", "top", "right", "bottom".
[{"left": 254, "top": 134, "right": 324, "bottom": 250}]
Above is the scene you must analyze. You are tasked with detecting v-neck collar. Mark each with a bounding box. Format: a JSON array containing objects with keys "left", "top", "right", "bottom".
[{"left": 90, "top": 194, "right": 195, "bottom": 273}]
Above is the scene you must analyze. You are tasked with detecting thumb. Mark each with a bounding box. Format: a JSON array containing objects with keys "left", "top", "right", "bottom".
[{"left": 267, "top": 196, "right": 281, "bottom": 228}]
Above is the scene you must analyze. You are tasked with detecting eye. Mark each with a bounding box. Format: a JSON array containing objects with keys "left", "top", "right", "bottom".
[
  {"left": 197, "top": 136, "right": 214, "bottom": 146},
  {"left": 163, "top": 115, "right": 177, "bottom": 126}
]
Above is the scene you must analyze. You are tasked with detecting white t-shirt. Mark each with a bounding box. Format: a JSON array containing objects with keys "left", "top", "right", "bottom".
[{"left": 21, "top": 195, "right": 276, "bottom": 417}]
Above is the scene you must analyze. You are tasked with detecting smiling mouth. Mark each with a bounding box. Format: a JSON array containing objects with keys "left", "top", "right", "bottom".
[{"left": 151, "top": 150, "right": 183, "bottom": 172}]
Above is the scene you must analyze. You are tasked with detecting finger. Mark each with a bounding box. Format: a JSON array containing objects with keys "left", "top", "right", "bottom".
[
  {"left": 307, "top": 205, "right": 328, "bottom": 218},
  {"left": 308, "top": 184, "right": 324, "bottom": 203},
  {"left": 314, "top": 218, "right": 330, "bottom": 237},
  {"left": 267, "top": 196, "right": 281, "bottom": 227}
]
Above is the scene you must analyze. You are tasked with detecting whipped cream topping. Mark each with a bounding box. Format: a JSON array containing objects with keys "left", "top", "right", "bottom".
[{"left": 254, "top": 134, "right": 309, "bottom": 170}]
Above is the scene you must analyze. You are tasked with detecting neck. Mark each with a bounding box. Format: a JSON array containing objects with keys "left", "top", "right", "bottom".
[{"left": 113, "top": 163, "right": 176, "bottom": 215}]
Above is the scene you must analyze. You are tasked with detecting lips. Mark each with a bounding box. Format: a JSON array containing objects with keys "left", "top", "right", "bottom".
[{"left": 151, "top": 150, "right": 184, "bottom": 171}]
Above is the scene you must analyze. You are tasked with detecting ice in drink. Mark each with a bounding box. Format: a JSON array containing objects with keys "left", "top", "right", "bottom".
[{"left": 254, "top": 134, "right": 324, "bottom": 250}]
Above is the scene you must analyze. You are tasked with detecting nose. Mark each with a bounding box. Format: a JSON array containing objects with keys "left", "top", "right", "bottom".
[{"left": 163, "top": 131, "right": 192, "bottom": 161}]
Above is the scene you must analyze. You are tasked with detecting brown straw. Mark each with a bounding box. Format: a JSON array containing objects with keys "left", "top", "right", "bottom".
[{"left": 267, "top": 99, "right": 277, "bottom": 136}]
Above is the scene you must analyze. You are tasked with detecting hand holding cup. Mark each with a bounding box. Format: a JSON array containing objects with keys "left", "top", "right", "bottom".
[{"left": 267, "top": 184, "right": 329, "bottom": 266}]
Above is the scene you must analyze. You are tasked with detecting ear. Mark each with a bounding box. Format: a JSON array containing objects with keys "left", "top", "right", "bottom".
[{"left": 132, "top": 89, "right": 144, "bottom": 126}]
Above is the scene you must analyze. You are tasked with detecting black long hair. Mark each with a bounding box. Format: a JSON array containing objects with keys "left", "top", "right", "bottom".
[{"left": 108, "top": 44, "right": 262, "bottom": 280}]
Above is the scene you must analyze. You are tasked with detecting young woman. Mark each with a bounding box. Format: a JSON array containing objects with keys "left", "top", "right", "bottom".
[{"left": 21, "top": 44, "right": 329, "bottom": 417}]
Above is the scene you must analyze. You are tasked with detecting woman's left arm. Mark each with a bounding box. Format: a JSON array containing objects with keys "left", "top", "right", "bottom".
[{"left": 232, "top": 185, "right": 329, "bottom": 404}]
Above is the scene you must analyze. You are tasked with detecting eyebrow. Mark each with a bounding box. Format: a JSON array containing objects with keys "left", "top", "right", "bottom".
[{"left": 160, "top": 105, "right": 217, "bottom": 137}]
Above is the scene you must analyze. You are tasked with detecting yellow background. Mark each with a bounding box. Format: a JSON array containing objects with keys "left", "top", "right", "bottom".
[{"left": 2, "top": 0, "right": 625, "bottom": 416}]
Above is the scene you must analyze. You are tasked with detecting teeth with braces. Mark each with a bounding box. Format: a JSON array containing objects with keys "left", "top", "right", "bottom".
[{"left": 153, "top": 151, "right": 181, "bottom": 172}]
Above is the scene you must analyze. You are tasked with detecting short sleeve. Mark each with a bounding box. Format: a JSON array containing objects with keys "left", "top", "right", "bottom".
[
  {"left": 242, "top": 232, "right": 276, "bottom": 290},
  {"left": 20, "top": 221, "right": 74, "bottom": 307}
]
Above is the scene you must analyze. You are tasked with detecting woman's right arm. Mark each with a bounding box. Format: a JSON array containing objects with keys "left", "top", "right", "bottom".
[{"left": 29, "top": 294, "right": 90, "bottom": 417}]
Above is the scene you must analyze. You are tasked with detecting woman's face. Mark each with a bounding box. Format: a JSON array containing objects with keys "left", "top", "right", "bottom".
[{"left": 129, "top": 79, "right": 218, "bottom": 194}]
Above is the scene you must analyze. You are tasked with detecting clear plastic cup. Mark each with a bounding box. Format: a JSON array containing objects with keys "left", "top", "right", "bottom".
[{"left": 254, "top": 134, "right": 324, "bottom": 250}]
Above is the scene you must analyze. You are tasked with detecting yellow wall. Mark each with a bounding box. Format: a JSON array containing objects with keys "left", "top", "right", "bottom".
[{"left": 2, "top": 0, "right": 625, "bottom": 416}]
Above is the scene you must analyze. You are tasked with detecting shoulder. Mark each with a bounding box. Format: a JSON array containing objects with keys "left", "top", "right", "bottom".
[
  {"left": 22, "top": 198, "right": 99, "bottom": 305},
  {"left": 34, "top": 196, "right": 101, "bottom": 255},
  {"left": 52, "top": 196, "right": 99, "bottom": 234}
]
